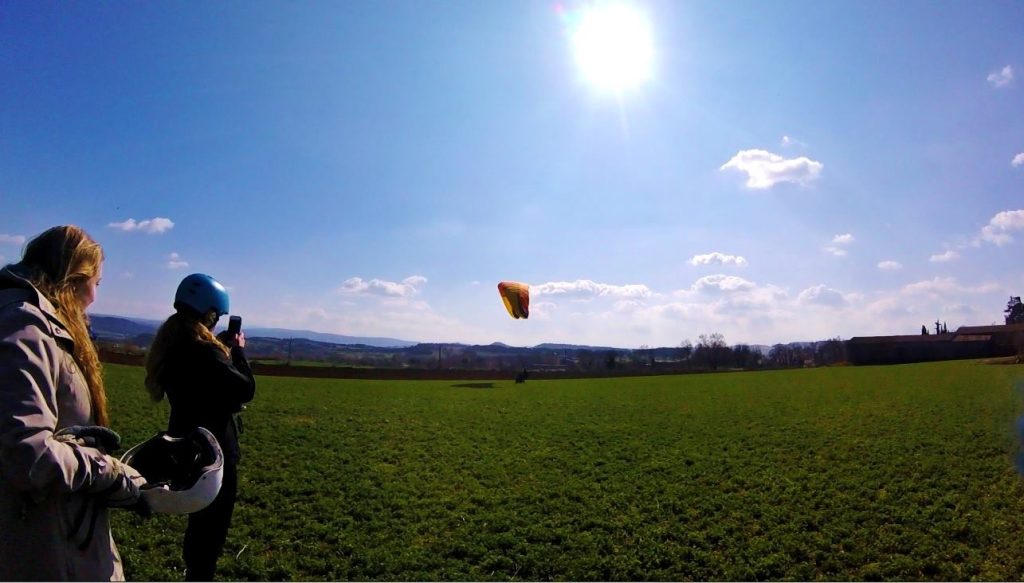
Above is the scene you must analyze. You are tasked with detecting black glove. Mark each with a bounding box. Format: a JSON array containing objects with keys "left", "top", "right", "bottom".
[
  {"left": 123, "top": 495, "right": 152, "bottom": 519},
  {"left": 54, "top": 425, "right": 122, "bottom": 454}
]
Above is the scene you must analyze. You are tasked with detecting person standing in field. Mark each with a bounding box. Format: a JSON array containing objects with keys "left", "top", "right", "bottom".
[
  {"left": 144, "top": 273, "right": 256, "bottom": 581},
  {"left": 0, "top": 225, "right": 147, "bottom": 581}
]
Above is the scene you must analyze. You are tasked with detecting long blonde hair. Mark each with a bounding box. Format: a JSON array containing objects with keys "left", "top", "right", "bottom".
[
  {"left": 144, "top": 308, "right": 229, "bottom": 401},
  {"left": 19, "top": 226, "right": 108, "bottom": 426}
]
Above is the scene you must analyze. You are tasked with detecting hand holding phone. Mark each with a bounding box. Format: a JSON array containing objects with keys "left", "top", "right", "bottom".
[
  {"left": 227, "top": 315, "right": 242, "bottom": 336},
  {"left": 220, "top": 315, "right": 245, "bottom": 348}
]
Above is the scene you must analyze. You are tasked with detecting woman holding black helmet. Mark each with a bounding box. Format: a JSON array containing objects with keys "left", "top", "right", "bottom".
[{"left": 144, "top": 273, "right": 256, "bottom": 581}]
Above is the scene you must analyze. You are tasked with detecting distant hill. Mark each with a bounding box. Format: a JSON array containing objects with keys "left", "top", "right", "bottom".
[
  {"left": 89, "top": 314, "right": 635, "bottom": 351},
  {"left": 89, "top": 315, "right": 159, "bottom": 340},
  {"left": 534, "top": 342, "right": 619, "bottom": 351},
  {"left": 90, "top": 313, "right": 858, "bottom": 372},
  {"left": 241, "top": 327, "right": 417, "bottom": 348},
  {"left": 89, "top": 314, "right": 827, "bottom": 356},
  {"left": 89, "top": 314, "right": 418, "bottom": 348}
]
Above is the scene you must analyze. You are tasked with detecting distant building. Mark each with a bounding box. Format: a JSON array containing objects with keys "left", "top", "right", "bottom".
[
  {"left": 847, "top": 323, "right": 1024, "bottom": 365},
  {"left": 954, "top": 323, "right": 1024, "bottom": 356}
]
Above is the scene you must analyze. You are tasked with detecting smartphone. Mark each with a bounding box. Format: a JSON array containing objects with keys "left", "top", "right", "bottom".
[{"left": 227, "top": 315, "right": 242, "bottom": 336}]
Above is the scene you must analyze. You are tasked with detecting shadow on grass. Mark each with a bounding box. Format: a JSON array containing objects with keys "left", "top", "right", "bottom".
[{"left": 451, "top": 382, "right": 496, "bottom": 389}]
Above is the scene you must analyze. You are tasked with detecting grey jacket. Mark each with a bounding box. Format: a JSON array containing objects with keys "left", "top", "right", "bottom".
[{"left": 0, "top": 267, "right": 126, "bottom": 581}]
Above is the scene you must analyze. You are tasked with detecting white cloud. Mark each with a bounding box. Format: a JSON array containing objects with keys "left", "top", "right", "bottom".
[
  {"left": 671, "top": 276, "right": 789, "bottom": 320},
  {"left": 108, "top": 217, "right": 175, "bottom": 234},
  {"left": 901, "top": 277, "right": 999, "bottom": 297},
  {"left": 992, "top": 211, "right": 1024, "bottom": 229},
  {"left": 688, "top": 252, "right": 748, "bottom": 267},
  {"left": 621, "top": 276, "right": 790, "bottom": 338},
  {"left": 691, "top": 274, "right": 756, "bottom": 294},
  {"left": 929, "top": 250, "right": 959, "bottom": 263},
  {"left": 780, "top": 135, "right": 807, "bottom": 148},
  {"left": 0, "top": 234, "right": 26, "bottom": 245},
  {"left": 227, "top": 263, "right": 1016, "bottom": 347},
  {"left": 978, "top": 209, "right": 1024, "bottom": 246},
  {"left": 167, "top": 252, "right": 189, "bottom": 269},
  {"left": 1012, "top": 153, "right": 1024, "bottom": 168},
  {"left": 980, "top": 227, "right": 1012, "bottom": 246},
  {"left": 988, "top": 65, "right": 1014, "bottom": 88},
  {"left": 267, "top": 296, "right": 472, "bottom": 344},
  {"left": 822, "top": 233, "right": 854, "bottom": 257},
  {"left": 877, "top": 261, "right": 903, "bottom": 271},
  {"left": 339, "top": 275, "right": 427, "bottom": 297},
  {"left": 863, "top": 296, "right": 914, "bottom": 321},
  {"left": 532, "top": 279, "right": 652, "bottom": 299},
  {"left": 720, "top": 149, "right": 823, "bottom": 189},
  {"left": 797, "top": 285, "right": 847, "bottom": 307}
]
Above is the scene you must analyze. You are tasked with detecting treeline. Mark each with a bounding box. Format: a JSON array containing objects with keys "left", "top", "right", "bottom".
[
  {"left": 632, "top": 334, "right": 848, "bottom": 373},
  {"left": 98, "top": 332, "right": 849, "bottom": 374}
]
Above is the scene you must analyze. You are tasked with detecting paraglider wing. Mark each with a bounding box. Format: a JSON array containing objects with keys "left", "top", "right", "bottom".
[{"left": 498, "top": 281, "right": 530, "bottom": 319}]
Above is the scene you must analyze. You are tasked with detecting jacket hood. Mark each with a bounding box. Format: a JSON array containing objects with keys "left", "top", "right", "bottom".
[{"left": 0, "top": 264, "right": 69, "bottom": 339}]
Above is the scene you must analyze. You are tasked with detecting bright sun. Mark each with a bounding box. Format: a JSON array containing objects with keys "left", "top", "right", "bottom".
[{"left": 571, "top": 3, "right": 654, "bottom": 93}]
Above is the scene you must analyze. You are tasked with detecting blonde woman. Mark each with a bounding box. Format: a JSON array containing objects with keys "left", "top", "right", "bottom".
[
  {"left": 0, "top": 225, "right": 145, "bottom": 581},
  {"left": 145, "top": 273, "right": 256, "bottom": 581}
]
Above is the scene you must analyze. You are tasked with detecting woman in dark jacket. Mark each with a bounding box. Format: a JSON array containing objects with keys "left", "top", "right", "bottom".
[{"left": 144, "top": 273, "right": 255, "bottom": 581}]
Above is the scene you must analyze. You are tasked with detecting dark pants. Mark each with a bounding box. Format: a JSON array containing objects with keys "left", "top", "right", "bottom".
[{"left": 184, "top": 461, "right": 238, "bottom": 581}]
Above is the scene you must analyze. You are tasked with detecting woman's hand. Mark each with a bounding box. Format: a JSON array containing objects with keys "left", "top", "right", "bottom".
[{"left": 217, "top": 331, "right": 246, "bottom": 349}]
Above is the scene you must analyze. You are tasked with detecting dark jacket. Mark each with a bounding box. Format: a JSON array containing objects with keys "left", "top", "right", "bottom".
[{"left": 157, "top": 340, "right": 255, "bottom": 464}]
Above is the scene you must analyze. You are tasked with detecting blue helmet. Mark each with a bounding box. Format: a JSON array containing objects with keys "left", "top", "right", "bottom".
[{"left": 174, "top": 273, "right": 229, "bottom": 317}]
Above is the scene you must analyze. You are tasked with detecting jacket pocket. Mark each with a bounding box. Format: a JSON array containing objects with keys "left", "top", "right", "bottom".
[
  {"left": 57, "top": 353, "right": 93, "bottom": 425},
  {"left": 61, "top": 492, "right": 99, "bottom": 550}
]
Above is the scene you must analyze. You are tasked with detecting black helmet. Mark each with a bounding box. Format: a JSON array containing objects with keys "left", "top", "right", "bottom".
[{"left": 121, "top": 427, "right": 224, "bottom": 514}]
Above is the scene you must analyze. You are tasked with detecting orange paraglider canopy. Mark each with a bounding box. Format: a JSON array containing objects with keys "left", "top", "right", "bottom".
[{"left": 498, "top": 281, "right": 530, "bottom": 319}]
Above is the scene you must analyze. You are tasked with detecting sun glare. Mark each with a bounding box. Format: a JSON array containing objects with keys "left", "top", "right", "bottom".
[{"left": 570, "top": 3, "right": 654, "bottom": 94}]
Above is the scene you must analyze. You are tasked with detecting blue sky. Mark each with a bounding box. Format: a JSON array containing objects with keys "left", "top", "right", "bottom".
[{"left": 2, "top": 1, "right": 1023, "bottom": 347}]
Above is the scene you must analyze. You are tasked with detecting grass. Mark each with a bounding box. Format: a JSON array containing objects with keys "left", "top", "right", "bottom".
[
  {"left": 107, "top": 360, "right": 1024, "bottom": 580},
  {"left": 249, "top": 359, "right": 347, "bottom": 367}
]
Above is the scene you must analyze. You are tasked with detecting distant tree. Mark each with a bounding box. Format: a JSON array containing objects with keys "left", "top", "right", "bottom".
[
  {"left": 815, "top": 337, "right": 847, "bottom": 366},
  {"left": 1005, "top": 296, "right": 1024, "bottom": 324},
  {"left": 768, "top": 344, "right": 791, "bottom": 367},
  {"left": 731, "top": 344, "right": 759, "bottom": 370},
  {"left": 921, "top": 325, "right": 928, "bottom": 335},
  {"left": 678, "top": 340, "right": 693, "bottom": 364},
  {"left": 605, "top": 350, "right": 617, "bottom": 369},
  {"left": 637, "top": 344, "right": 655, "bottom": 367},
  {"left": 577, "top": 349, "right": 595, "bottom": 371},
  {"left": 769, "top": 343, "right": 814, "bottom": 368},
  {"left": 696, "top": 332, "right": 727, "bottom": 370}
]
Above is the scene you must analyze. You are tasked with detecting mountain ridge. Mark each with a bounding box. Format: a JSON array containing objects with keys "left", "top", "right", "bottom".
[
  {"left": 89, "top": 314, "right": 418, "bottom": 348},
  {"left": 89, "top": 314, "right": 826, "bottom": 353}
]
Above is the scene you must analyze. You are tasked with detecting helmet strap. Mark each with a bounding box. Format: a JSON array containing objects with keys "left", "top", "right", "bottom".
[{"left": 201, "top": 310, "right": 220, "bottom": 330}]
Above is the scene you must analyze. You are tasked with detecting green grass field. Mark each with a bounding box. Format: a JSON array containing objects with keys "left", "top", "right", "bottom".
[{"left": 106, "top": 360, "right": 1024, "bottom": 581}]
